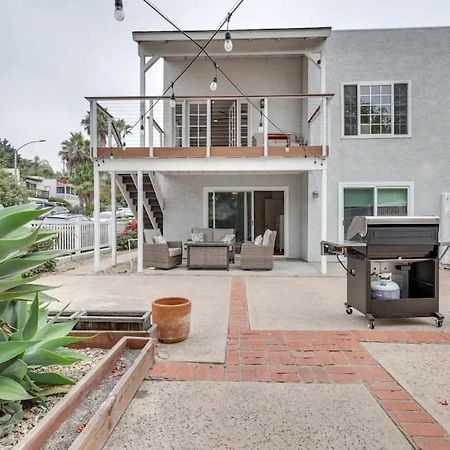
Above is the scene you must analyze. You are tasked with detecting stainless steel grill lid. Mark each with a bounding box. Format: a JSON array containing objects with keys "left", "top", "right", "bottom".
[{"left": 347, "top": 216, "right": 440, "bottom": 240}]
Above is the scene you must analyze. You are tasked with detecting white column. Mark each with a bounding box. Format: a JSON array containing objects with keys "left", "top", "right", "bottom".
[
  {"left": 90, "top": 100, "right": 98, "bottom": 158},
  {"left": 206, "top": 99, "right": 211, "bottom": 157},
  {"left": 320, "top": 57, "right": 327, "bottom": 156},
  {"left": 148, "top": 100, "right": 154, "bottom": 157},
  {"left": 320, "top": 162, "right": 328, "bottom": 275},
  {"left": 110, "top": 171, "right": 117, "bottom": 266},
  {"left": 93, "top": 163, "right": 101, "bottom": 272},
  {"left": 139, "top": 54, "right": 146, "bottom": 147},
  {"left": 137, "top": 170, "right": 144, "bottom": 273},
  {"left": 263, "top": 98, "right": 269, "bottom": 157}
]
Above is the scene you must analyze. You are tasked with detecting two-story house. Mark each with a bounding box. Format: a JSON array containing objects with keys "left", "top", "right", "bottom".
[{"left": 87, "top": 26, "right": 450, "bottom": 272}]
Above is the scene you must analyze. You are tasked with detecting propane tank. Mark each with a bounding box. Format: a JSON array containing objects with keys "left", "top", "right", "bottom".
[{"left": 371, "top": 273, "right": 400, "bottom": 300}]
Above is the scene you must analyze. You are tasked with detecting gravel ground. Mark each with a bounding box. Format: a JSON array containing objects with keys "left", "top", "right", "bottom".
[{"left": 0, "top": 348, "right": 107, "bottom": 450}]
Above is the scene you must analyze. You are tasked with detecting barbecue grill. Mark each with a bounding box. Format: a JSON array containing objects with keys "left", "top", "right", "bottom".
[{"left": 322, "top": 216, "right": 447, "bottom": 329}]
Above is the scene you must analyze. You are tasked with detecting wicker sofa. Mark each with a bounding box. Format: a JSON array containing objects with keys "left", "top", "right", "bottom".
[
  {"left": 191, "top": 228, "right": 236, "bottom": 263},
  {"left": 241, "top": 230, "right": 277, "bottom": 270},
  {"left": 143, "top": 230, "right": 182, "bottom": 270}
]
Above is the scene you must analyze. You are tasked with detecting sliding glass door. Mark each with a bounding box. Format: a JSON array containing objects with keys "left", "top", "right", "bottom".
[
  {"left": 207, "top": 189, "right": 285, "bottom": 254},
  {"left": 208, "top": 191, "right": 252, "bottom": 251}
]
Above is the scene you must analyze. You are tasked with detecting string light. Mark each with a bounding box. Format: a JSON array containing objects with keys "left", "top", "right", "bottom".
[
  {"left": 169, "top": 82, "right": 176, "bottom": 108},
  {"left": 210, "top": 64, "right": 218, "bottom": 91},
  {"left": 224, "top": 13, "right": 233, "bottom": 52},
  {"left": 114, "top": 0, "right": 124, "bottom": 21}
]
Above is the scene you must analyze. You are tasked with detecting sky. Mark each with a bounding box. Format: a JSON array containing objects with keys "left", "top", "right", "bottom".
[{"left": 1, "top": 0, "right": 449, "bottom": 170}]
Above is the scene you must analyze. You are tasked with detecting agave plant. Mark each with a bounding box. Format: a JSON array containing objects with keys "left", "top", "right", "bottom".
[{"left": 0, "top": 204, "right": 86, "bottom": 436}]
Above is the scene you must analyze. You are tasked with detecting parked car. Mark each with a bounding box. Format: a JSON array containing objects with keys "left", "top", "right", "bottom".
[
  {"left": 99, "top": 209, "right": 134, "bottom": 223},
  {"left": 41, "top": 213, "right": 92, "bottom": 224}
]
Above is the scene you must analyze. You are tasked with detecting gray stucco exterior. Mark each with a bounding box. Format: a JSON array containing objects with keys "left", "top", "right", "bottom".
[{"left": 153, "top": 26, "right": 450, "bottom": 262}]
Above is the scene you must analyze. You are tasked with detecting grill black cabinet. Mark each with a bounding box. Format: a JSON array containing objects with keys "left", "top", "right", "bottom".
[{"left": 322, "top": 216, "right": 445, "bottom": 329}]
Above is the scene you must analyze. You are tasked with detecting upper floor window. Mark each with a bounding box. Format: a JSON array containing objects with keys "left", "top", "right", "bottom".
[{"left": 343, "top": 82, "right": 409, "bottom": 137}]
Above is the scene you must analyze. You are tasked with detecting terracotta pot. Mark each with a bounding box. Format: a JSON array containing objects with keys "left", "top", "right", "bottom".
[{"left": 152, "top": 297, "right": 191, "bottom": 343}]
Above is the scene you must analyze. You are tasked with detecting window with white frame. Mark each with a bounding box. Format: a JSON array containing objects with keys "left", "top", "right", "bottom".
[
  {"left": 189, "top": 102, "right": 207, "bottom": 147},
  {"left": 343, "top": 82, "right": 409, "bottom": 137},
  {"left": 343, "top": 186, "right": 409, "bottom": 237}
]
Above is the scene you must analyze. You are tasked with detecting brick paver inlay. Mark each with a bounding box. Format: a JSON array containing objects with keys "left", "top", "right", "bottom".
[{"left": 150, "top": 277, "right": 450, "bottom": 450}]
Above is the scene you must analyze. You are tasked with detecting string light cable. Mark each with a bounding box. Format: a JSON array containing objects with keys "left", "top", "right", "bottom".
[{"left": 135, "top": 0, "right": 289, "bottom": 142}]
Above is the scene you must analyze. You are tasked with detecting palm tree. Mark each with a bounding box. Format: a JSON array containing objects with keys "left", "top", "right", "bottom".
[
  {"left": 113, "top": 118, "right": 133, "bottom": 142},
  {"left": 81, "top": 110, "right": 108, "bottom": 146},
  {"left": 59, "top": 132, "right": 90, "bottom": 176}
]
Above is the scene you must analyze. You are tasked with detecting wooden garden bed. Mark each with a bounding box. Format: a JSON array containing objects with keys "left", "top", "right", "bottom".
[{"left": 16, "top": 336, "right": 156, "bottom": 450}]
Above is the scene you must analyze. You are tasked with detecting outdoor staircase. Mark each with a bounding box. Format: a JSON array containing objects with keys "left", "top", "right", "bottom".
[{"left": 117, "top": 173, "right": 164, "bottom": 232}]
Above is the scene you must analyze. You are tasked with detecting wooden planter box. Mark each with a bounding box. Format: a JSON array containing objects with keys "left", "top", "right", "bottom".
[
  {"left": 16, "top": 337, "right": 156, "bottom": 450},
  {"left": 49, "top": 310, "right": 151, "bottom": 331}
]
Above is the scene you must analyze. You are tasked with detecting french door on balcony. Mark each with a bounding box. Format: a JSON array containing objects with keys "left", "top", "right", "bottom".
[{"left": 175, "top": 100, "right": 249, "bottom": 147}]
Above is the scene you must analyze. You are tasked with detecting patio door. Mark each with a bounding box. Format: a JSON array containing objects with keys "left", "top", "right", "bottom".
[
  {"left": 208, "top": 191, "right": 253, "bottom": 252},
  {"left": 207, "top": 189, "right": 285, "bottom": 254}
]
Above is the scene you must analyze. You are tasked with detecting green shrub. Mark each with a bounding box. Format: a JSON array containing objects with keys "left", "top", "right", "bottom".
[
  {"left": 0, "top": 204, "right": 84, "bottom": 436},
  {"left": 23, "top": 237, "right": 58, "bottom": 277},
  {"left": 117, "top": 229, "right": 137, "bottom": 251}
]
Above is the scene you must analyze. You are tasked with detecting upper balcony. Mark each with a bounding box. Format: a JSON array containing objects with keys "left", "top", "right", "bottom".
[{"left": 89, "top": 93, "right": 333, "bottom": 162}]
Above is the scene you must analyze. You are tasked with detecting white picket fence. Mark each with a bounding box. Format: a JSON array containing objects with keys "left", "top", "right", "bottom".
[
  {"left": 442, "top": 193, "right": 450, "bottom": 264},
  {"left": 31, "top": 221, "right": 111, "bottom": 255}
]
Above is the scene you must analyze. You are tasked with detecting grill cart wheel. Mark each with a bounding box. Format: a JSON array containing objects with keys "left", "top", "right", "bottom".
[
  {"left": 436, "top": 319, "right": 444, "bottom": 328},
  {"left": 433, "top": 312, "right": 444, "bottom": 328},
  {"left": 368, "top": 322, "right": 375, "bottom": 329},
  {"left": 346, "top": 307, "right": 353, "bottom": 315}
]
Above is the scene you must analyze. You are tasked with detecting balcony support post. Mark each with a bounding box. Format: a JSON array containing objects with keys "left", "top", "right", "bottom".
[
  {"left": 320, "top": 161, "right": 328, "bottom": 275},
  {"left": 137, "top": 170, "right": 144, "bottom": 273},
  {"left": 149, "top": 100, "right": 154, "bottom": 157},
  {"left": 93, "top": 162, "right": 101, "bottom": 272},
  {"left": 90, "top": 100, "right": 97, "bottom": 157},
  {"left": 320, "top": 57, "right": 327, "bottom": 157},
  {"left": 206, "top": 99, "right": 211, "bottom": 157},
  {"left": 139, "top": 54, "right": 146, "bottom": 147},
  {"left": 263, "top": 97, "right": 269, "bottom": 157},
  {"left": 110, "top": 171, "right": 117, "bottom": 266}
]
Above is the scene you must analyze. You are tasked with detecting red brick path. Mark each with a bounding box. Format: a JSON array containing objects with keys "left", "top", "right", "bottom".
[{"left": 150, "top": 277, "right": 450, "bottom": 449}]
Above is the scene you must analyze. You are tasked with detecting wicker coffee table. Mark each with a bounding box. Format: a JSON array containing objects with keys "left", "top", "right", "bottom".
[{"left": 186, "top": 242, "right": 229, "bottom": 270}]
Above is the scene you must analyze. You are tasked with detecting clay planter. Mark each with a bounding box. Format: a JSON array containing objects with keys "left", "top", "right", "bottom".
[{"left": 152, "top": 297, "right": 191, "bottom": 343}]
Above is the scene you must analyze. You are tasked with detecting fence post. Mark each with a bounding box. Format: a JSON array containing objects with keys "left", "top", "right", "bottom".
[{"left": 74, "top": 222, "right": 81, "bottom": 255}]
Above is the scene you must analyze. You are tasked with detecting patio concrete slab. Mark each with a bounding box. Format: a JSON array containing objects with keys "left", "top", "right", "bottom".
[
  {"left": 106, "top": 382, "right": 411, "bottom": 450},
  {"left": 247, "top": 273, "right": 450, "bottom": 330},
  {"left": 40, "top": 274, "right": 231, "bottom": 363},
  {"left": 364, "top": 342, "right": 450, "bottom": 434}
]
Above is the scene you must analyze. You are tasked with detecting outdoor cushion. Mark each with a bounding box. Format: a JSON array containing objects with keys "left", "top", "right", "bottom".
[
  {"left": 191, "top": 232, "right": 204, "bottom": 242},
  {"left": 221, "top": 233, "right": 235, "bottom": 244},
  {"left": 144, "top": 229, "right": 160, "bottom": 243},
  {"left": 254, "top": 234, "right": 263, "bottom": 246},
  {"left": 262, "top": 229, "right": 272, "bottom": 246},
  {"left": 153, "top": 235, "right": 167, "bottom": 244},
  {"left": 168, "top": 248, "right": 182, "bottom": 257},
  {"left": 213, "top": 228, "right": 234, "bottom": 241}
]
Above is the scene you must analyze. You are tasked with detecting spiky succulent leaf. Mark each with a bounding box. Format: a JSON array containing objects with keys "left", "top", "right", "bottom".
[{"left": 0, "top": 375, "right": 33, "bottom": 401}]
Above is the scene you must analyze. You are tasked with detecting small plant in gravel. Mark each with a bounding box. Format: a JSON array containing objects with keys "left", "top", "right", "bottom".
[{"left": 0, "top": 204, "right": 85, "bottom": 437}]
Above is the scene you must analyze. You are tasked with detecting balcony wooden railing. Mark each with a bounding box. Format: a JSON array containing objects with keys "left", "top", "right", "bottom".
[{"left": 87, "top": 93, "right": 333, "bottom": 160}]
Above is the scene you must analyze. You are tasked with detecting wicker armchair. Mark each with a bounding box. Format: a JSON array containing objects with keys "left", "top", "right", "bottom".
[
  {"left": 241, "top": 230, "right": 277, "bottom": 270},
  {"left": 143, "top": 230, "right": 182, "bottom": 270}
]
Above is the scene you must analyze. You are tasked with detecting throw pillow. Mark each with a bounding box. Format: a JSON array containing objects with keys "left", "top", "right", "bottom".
[
  {"left": 221, "top": 233, "right": 236, "bottom": 244},
  {"left": 191, "top": 232, "right": 204, "bottom": 242},
  {"left": 262, "top": 229, "right": 272, "bottom": 246},
  {"left": 153, "top": 235, "right": 167, "bottom": 244},
  {"left": 254, "top": 234, "right": 263, "bottom": 246}
]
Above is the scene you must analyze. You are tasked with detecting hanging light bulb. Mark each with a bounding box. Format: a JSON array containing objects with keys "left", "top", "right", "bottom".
[
  {"left": 114, "top": 0, "right": 125, "bottom": 21},
  {"left": 210, "top": 75, "right": 218, "bottom": 91},
  {"left": 224, "top": 31, "right": 233, "bottom": 52},
  {"left": 169, "top": 93, "right": 176, "bottom": 108}
]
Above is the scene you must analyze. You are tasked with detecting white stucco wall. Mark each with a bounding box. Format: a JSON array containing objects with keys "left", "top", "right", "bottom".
[
  {"left": 159, "top": 173, "right": 312, "bottom": 259},
  {"left": 325, "top": 27, "right": 450, "bottom": 243}
]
